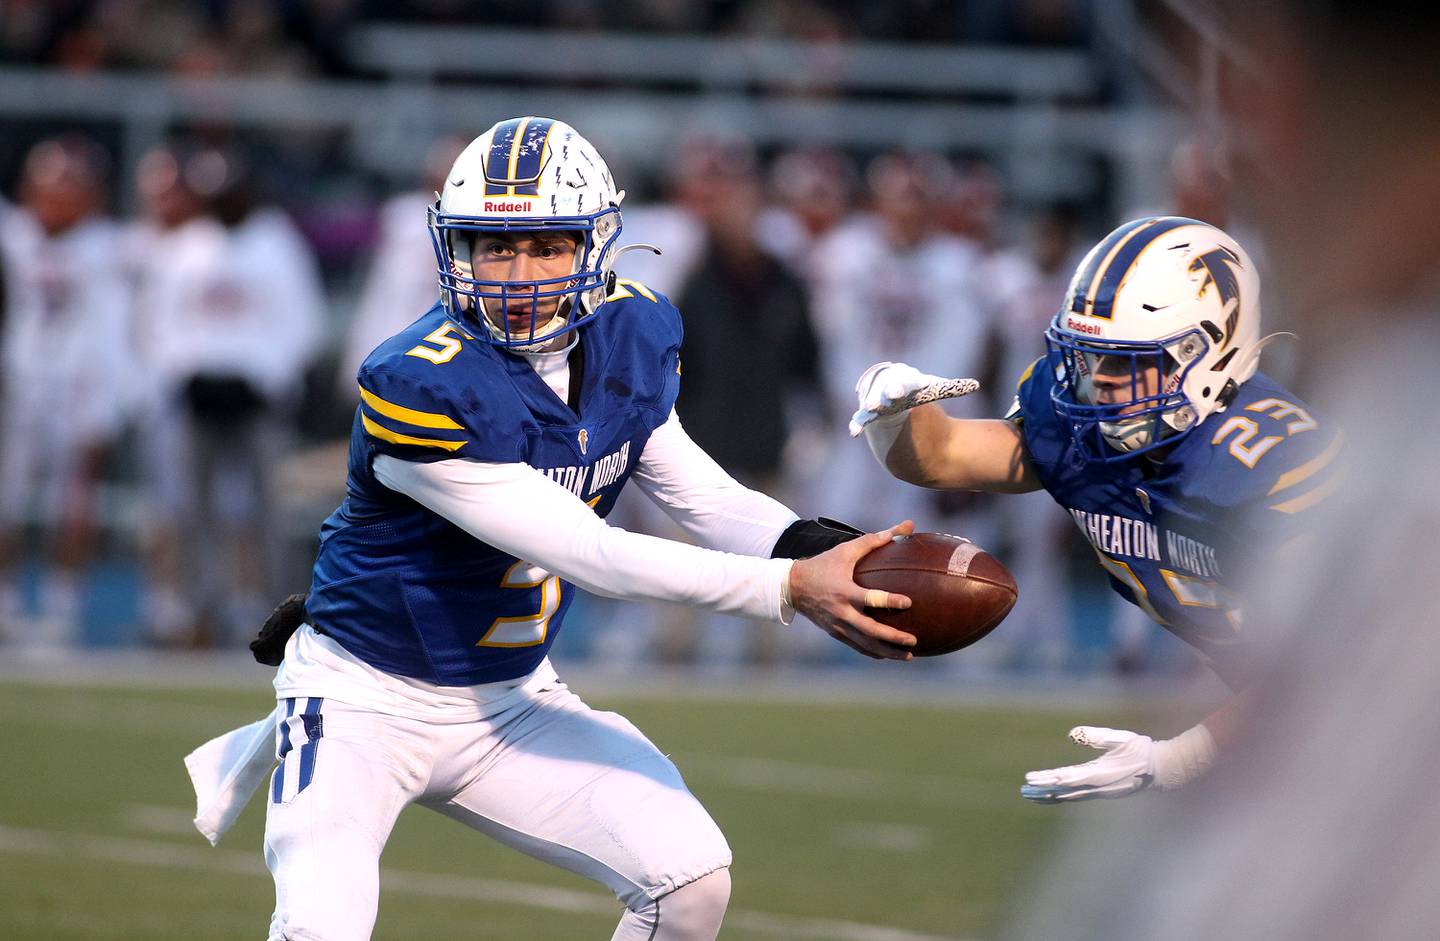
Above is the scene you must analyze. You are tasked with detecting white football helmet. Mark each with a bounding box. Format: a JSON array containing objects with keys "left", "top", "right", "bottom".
[
  {"left": 1044, "top": 216, "right": 1262, "bottom": 461},
  {"left": 428, "top": 116, "right": 625, "bottom": 352}
]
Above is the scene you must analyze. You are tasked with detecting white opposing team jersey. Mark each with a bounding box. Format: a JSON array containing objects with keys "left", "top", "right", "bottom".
[
  {"left": 809, "top": 218, "right": 987, "bottom": 409},
  {"left": 337, "top": 191, "right": 439, "bottom": 398},
  {"left": 806, "top": 218, "right": 990, "bottom": 528},
  {"left": 977, "top": 247, "right": 1079, "bottom": 409},
  {"left": 132, "top": 208, "right": 325, "bottom": 403},
  {"left": 0, "top": 210, "right": 134, "bottom": 442}
]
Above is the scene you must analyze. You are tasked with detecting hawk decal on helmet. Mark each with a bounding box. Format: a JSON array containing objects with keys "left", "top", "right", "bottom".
[{"left": 1188, "top": 246, "right": 1243, "bottom": 347}]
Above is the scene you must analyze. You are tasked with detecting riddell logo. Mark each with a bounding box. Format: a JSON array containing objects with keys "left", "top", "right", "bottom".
[
  {"left": 1066, "top": 318, "right": 1103, "bottom": 336},
  {"left": 483, "top": 200, "right": 532, "bottom": 212}
]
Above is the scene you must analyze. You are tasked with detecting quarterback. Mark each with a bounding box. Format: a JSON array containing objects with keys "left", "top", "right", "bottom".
[
  {"left": 185, "top": 117, "right": 917, "bottom": 941},
  {"left": 851, "top": 216, "right": 1342, "bottom": 802}
]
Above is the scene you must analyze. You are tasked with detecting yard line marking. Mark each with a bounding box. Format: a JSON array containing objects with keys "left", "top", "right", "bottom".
[
  {"left": 834, "top": 822, "right": 934, "bottom": 853},
  {"left": 0, "top": 825, "right": 984, "bottom": 941},
  {"left": 125, "top": 804, "right": 209, "bottom": 836}
]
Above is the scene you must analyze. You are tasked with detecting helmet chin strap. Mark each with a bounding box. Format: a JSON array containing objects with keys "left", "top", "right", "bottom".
[
  {"left": 1100, "top": 416, "right": 1155, "bottom": 454},
  {"left": 1102, "top": 403, "right": 1193, "bottom": 455},
  {"left": 489, "top": 302, "right": 572, "bottom": 353}
]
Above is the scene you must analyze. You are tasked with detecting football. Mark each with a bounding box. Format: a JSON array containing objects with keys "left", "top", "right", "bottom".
[{"left": 853, "top": 532, "right": 1018, "bottom": 656}]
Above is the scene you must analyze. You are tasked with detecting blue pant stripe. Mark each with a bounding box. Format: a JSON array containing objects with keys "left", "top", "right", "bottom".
[
  {"left": 277, "top": 697, "right": 296, "bottom": 759},
  {"left": 296, "top": 697, "right": 324, "bottom": 796},
  {"left": 271, "top": 699, "right": 296, "bottom": 804}
]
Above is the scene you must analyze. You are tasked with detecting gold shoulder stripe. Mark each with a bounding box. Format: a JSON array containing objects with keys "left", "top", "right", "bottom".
[
  {"left": 607, "top": 277, "right": 657, "bottom": 303},
  {"left": 1268, "top": 430, "right": 1344, "bottom": 496},
  {"left": 1269, "top": 469, "right": 1344, "bottom": 514},
  {"left": 1017, "top": 357, "right": 1042, "bottom": 391},
  {"left": 359, "top": 385, "right": 464, "bottom": 430},
  {"left": 362, "top": 414, "right": 466, "bottom": 452}
]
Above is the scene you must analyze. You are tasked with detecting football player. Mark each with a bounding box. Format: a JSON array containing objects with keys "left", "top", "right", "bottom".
[
  {"left": 850, "top": 216, "right": 1342, "bottom": 802},
  {"left": 185, "top": 117, "right": 917, "bottom": 941},
  {"left": 0, "top": 136, "right": 133, "bottom": 648}
]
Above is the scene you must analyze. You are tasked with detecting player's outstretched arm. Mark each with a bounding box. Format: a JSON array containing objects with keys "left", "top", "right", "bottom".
[
  {"left": 1020, "top": 723, "right": 1219, "bottom": 803},
  {"left": 787, "top": 520, "right": 919, "bottom": 660},
  {"left": 1019, "top": 691, "right": 1249, "bottom": 803},
  {"left": 849, "top": 362, "right": 1040, "bottom": 493}
]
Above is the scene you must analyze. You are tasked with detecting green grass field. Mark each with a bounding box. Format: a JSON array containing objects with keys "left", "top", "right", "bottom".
[{"left": 0, "top": 671, "right": 1143, "bottom": 941}]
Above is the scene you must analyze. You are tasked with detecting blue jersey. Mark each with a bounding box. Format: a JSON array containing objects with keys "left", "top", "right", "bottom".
[
  {"left": 1015, "top": 360, "right": 1342, "bottom": 685},
  {"left": 307, "top": 281, "right": 681, "bottom": 686}
]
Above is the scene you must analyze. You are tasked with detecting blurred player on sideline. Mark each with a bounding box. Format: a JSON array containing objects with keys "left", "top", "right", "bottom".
[
  {"left": 129, "top": 145, "right": 324, "bottom": 644},
  {"left": 0, "top": 136, "right": 133, "bottom": 649},
  {"left": 185, "top": 116, "right": 917, "bottom": 941},
  {"left": 337, "top": 134, "right": 467, "bottom": 398},
  {"left": 852, "top": 216, "right": 1341, "bottom": 801},
  {"left": 812, "top": 153, "right": 989, "bottom": 533}
]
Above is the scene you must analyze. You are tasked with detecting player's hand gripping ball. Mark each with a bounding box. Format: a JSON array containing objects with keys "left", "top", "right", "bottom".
[{"left": 852, "top": 533, "right": 1017, "bottom": 656}]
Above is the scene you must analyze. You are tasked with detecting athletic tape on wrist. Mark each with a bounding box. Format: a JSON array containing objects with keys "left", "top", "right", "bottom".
[
  {"left": 1154, "top": 724, "right": 1218, "bottom": 791},
  {"left": 862, "top": 413, "right": 907, "bottom": 464}
]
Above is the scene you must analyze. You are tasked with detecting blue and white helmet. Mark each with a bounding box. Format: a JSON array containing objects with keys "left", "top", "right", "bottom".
[
  {"left": 1044, "top": 217, "right": 1263, "bottom": 462},
  {"left": 428, "top": 116, "right": 625, "bottom": 351}
]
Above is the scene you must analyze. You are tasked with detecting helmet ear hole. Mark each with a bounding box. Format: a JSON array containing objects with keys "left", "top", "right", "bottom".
[{"left": 1200, "top": 320, "right": 1225, "bottom": 344}]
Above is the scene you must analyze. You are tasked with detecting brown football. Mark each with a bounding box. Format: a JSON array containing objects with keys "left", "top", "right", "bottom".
[{"left": 853, "top": 532, "right": 1018, "bottom": 657}]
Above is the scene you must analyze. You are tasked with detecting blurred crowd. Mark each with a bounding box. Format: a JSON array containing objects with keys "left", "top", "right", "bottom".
[
  {"left": 0, "top": 134, "right": 324, "bottom": 651},
  {"left": 0, "top": 120, "right": 1228, "bottom": 675},
  {"left": 1, "top": 0, "right": 1093, "bottom": 78}
]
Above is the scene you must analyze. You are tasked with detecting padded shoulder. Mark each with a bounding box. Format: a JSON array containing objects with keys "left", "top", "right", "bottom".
[
  {"left": 1187, "top": 374, "right": 1342, "bottom": 517},
  {"left": 356, "top": 307, "right": 528, "bottom": 464},
  {"left": 606, "top": 278, "right": 683, "bottom": 348}
]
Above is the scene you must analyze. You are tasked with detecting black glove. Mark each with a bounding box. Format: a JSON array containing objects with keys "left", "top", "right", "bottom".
[
  {"left": 183, "top": 374, "right": 267, "bottom": 427},
  {"left": 250, "top": 594, "right": 309, "bottom": 666},
  {"left": 770, "top": 517, "right": 865, "bottom": 559}
]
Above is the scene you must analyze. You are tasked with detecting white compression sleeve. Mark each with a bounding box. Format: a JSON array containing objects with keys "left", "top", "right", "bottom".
[
  {"left": 373, "top": 454, "right": 793, "bottom": 623},
  {"left": 630, "top": 410, "right": 799, "bottom": 558}
]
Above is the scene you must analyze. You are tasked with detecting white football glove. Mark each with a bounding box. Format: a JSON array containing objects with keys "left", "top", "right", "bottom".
[
  {"left": 848, "top": 362, "right": 980, "bottom": 464},
  {"left": 848, "top": 362, "right": 979, "bottom": 437},
  {"left": 1020, "top": 724, "right": 1217, "bottom": 804}
]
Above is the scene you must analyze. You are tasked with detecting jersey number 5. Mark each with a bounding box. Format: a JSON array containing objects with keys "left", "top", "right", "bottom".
[
  {"left": 406, "top": 323, "right": 464, "bottom": 364},
  {"left": 478, "top": 561, "right": 561, "bottom": 647}
]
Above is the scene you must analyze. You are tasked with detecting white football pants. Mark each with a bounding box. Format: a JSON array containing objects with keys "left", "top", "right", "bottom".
[{"left": 263, "top": 684, "right": 732, "bottom": 941}]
